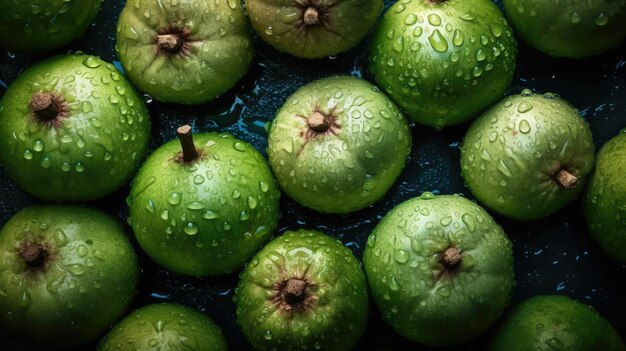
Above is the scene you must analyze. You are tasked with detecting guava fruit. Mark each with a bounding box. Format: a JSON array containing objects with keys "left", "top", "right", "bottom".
[
  {"left": 503, "top": 0, "right": 626, "bottom": 59},
  {"left": 490, "top": 295, "right": 625, "bottom": 351},
  {"left": 363, "top": 193, "right": 514, "bottom": 346},
  {"left": 245, "top": 0, "right": 382, "bottom": 59},
  {"left": 584, "top": 130, "right": 626, "bottom": 264},
  {"left": 0, "top": 0, "right": 101, "bottom": 53},
  {"left": 235, "top": 229, "right": 368, "bottom": 351},
  {"left": 267, "top": 76, "right": 411, "bottom": 214},
  {"left": 460, "top": 90, "right": 595, "bottom": 221},
  {"left": 115, "top": 0, "right": 253, "bottom": 104},
  {"left": 128, "top": 126, "right": 280, "bottom": 276},
  {"left": 0, "top": 205, "right": 139, "bottom": 347},
  {"left": 0, "top": 53, "right": 151, "bottom": 202},
  {"left": 98, "top": 303, "right": 228, "bottom": 351},
  {"left": 368, "top": 0, "right": 517, "bottom": 129}
]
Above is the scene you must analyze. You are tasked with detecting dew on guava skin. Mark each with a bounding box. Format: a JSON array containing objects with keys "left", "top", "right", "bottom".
[{"left": 595, "top": 13, "right": 609, "bottom": 26}]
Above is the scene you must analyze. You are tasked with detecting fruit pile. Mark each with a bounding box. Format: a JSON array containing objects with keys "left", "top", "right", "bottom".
[{"left": 0, "top": 0, "right": 625, "bottom": 350}]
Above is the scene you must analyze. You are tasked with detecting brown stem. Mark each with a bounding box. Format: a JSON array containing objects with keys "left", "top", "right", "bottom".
[
  {"left": 177, "top": 125, "right": 199, "bottom": 163},
  {"left": 555, "top": 169, "right": 578, "bottom": 189},
  {"left": 307, "top": 112, "right": 330, "bottom": 132},
  {"left": 283, "top": 278, "right": 307, "bottom": 305},
  {"left": 157, "top": 34, "right": 183, "bottom": 53},
  {"left": 303, "top": 7, "right": 320, "bottom": 25},
  {"left": 31, "top": 92, "right": 60, "bottom": 121},
  {"left": 20, "top": 242, "right": 46, "bottom": 268},
  {"left": 442, "top": 247, "right": 462, "bottom": 268}
]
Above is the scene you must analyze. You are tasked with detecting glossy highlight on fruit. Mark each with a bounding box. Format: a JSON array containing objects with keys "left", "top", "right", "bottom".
[
  {"left": 584, "top": 130, "right": 626, "bottom": 264},
  {"left": 369, "top": 0, "right": 517, "bottom": 129},
  {"left": 128, "top": 127, "right": 280, "bottom": 276},
  {"left": 490, "top": 295, "right": 625, "bottom": 351},
  {"left": 98, "top": 303, "right": 228, "bottom": 351},
  {"left": 0, "top": 54, "right": 151, "bottom": 202},
  {"left": 503, "top": 0, "right": 626, "bottom": 59},
  {"left": 246, "top": 0, "right": 383, "bottom": 59},
  {"left": 363, "top": 193, "right": 514, "bottom": 346},
  {"left": 0, "top": 0, "right": 102, "bottom": 53},
  {"left": 115, "top": 0, "right": 254, "bottom": 104},
  {"left": 0, "top": 205, "right": 139, "bottom": 347},
  {"left": 235, "top": 229, "right": 369, "bottom": 351},
  {"left": 267, "top": 76, "right": 411, "bottom": 214},
  {"left": 461, "top": 90, "right": 595, "bottom": 220}
]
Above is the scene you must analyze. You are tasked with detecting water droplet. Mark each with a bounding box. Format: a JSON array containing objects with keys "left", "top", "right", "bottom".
[
  {"left": 595, "top": 13, "right": 609, "bottom": 26},
  {"left": 570, "top": 11, "right": 581, "bottom": 24},
  {"left": 23, "top": 149, "right": 33, "bottom": 160},
  {"left": 82, "top": 56, "right": 101, "bottom": 68},
  {"left": 239, "top": 211, "right": 250, "bottom": 221},
  {"left": 168, "top": 192, "right": 182, "bottom": 205},
  {"left": 428, "top": 14, "right": 441, "bottom": 26},
  {"left": 519, "top": 119, "right": 531, "bottom": 134},
  {"left": 404, "top": 14, "right": 417, "bottom": 25},
  {"left": 394, "top": 249, "right": 409, "bottom": 263},
  {"left": 264, "top": 330, "right": 273, "bottom": 340},
  {"left": 259, "top": 181, "right": 270, "bottom": 192},
  {"left": 33, "top": 139, "right": 44, "bottom": 152},
  {"left": 186, "top": 201, "right": 206, "bottom": 210},
  {"left": 452, "top": 29, "right": 464, "bottom": 46},
  {"left": 202, "top": 210, "right": 219, "bottom": 220},
  {"left": 517, "top": 102, "right": 533, "bottom": 113},
  {"left": 462, "top": 214, "right": 476, "bottom": 232},
  {"left": 75, "top": 162, "right": 85, "bottom": 173},
  {"left": 183, "top": 222, "right": 199, "bottom": 235},
  {"left": 429, "top": 29, "right": 448, "bottom": 53}
]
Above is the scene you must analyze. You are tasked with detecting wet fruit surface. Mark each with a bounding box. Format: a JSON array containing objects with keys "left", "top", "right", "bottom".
[
  {"left": 235, "top": 230, "right": 368, "bottom": 351},
  {"left": 364, "top": 193, "right": 514, "bottom": 346},
  {"left": 267, "top": 76, "right": 411, "bottom": 213},
  {"left": 369, "top": 0, "right": 517, "bottom": 129},
  {"left": 0, "top": 0, "right": 625, "bottom": 349}
]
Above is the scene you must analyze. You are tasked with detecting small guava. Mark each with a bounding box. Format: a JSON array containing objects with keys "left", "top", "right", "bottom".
[
  {"left": 460, "top": 90, "right": 595, "bottom": 221},
  {"left": 584, "top": 130, "right": 626, "bottom": 264},
  {"left": 0, "top": 205, "right": 139, "bottom": 348},
  {"left": 0, "top": 53, "right": 151, "bottom": 202},
  {"left": 128, "top": 126, "right": 280, "bottom": 276},
  {"left": 369, "top": 0, "right": 517, "bottom": 129},
  {"left": 363, "top": 193, "right": 514, "bottom": 346},
  {"left": 503, "top": 0, "right": 626, "bottom": 59},
  {"left": 98, "top": 303, "right": 228, "bottom": 351},
  {"left": 115, "top": 0, "right": 254, "bottom": 104},
  {"left": 235, "top": 229, "right": 369, "bottom": 351},
  {"left": 490, "top": 295, "right": 625, "bottom": 351},
  {"left": 267, "top": 76, "right": 411, "bottom": 214},
  {"left": 0, "top": 0, "right": 101, "bottom": 53},
  {"left": 245, "top": 0, "right": 382, "bottom": 59}
]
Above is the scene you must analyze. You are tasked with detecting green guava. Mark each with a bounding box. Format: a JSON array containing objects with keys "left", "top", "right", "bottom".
[
  {"left": 115, "top": 0, "right": 253, "bottom": 104},
  {"left": 0, "top": 53, "right": 151, "bottom": 202},
  {"left": 363, "top": 192, "right": 514, "bottom": 346},
  {"left": 267, "top": 76, "right": 411, "bottom": 214},
  {"left": 128, "top": 126, "right": 280, "bottom": 276},
  {"left": 235, "top": 229, "right": 369, "bottom": 351},
  {"left": 490, "top": 295, "right": 625, "bottom": 351},
  {"left": 0, "top": 0, "right": 101, "bottom": 53},
  {"left": 0, "top": 205, "right": 139, "bottom": 347},
  {"left": 460, "top": 90, "right": 595, "bottom": 221},
  {"left": 98, "top": 303, "right": 228, "bottom": 351},
  {"left": 584, "top": 130, "right": 626, "bottom": 264},
  {"left": 369, "top": 0, "right": 517, "bottom": 129},
  {"left": 245, "top": 0, "right": 382, "bottom": 59},
  {"left": 503, "top": 0, "right": 626, "bottom": 59}
]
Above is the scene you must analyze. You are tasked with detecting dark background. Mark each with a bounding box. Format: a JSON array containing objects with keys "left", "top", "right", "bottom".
[{"left": 1, "top": 0, "right": 625, "bottom": 349}]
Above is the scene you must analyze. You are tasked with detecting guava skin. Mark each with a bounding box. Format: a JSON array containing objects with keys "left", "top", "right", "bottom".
[
  {"left": 116, "top": 0, "right": 254, "bottom": 104},
  {"left": 369, "top": 0, "right": 517, "bottom": 129},
  {"left": 583, "top": 130, "right": 626, "bottom": 264},
  {"left": 363, "top": 193, "right": 514, "bottom": 346},
  {"left": 460, "top": 91, "right": 595, "bottom": 221},
  {"left": 490, "top": 295, "right": 625, "bottom": 351},
  {"left": 98, "top": 303, "right": 228, "bottom": 351},
  {"left": 0, "top": 205, "right": 139, "bottom": 347},
  {"left": 246, "top": 0, "right": 382, "bottom": 59},
  {"left": 235, "top": 230, "right": 369, "bottom": 351},
  {"left": 267, "top": 76, "right": 411, "bottom": 214},
  {"left": 129, "top": 132, "right": 280, "bottom": 277},
  {"left": 0, "top": 54, "right": 151, "bottom": 202},
  {"left": 0, "top": 0, "right": 101, "bottom": 53},
  {"left": 503, "top": 0, "right": 626, "bottom": 59}
]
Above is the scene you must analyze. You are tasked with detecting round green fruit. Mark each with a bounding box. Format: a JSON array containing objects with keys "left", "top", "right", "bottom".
[
  {"left": 503, "top": 0, "right": 626, "bottom": 59},
  {"left": 363, "top": 193, "right": 514, "bottom": 346},
  {"left": 0, "top": 54, "right": 151, "bottom": 202},
  {"left": 369, "top": 0, "right": 517, "bottom": 129},
  {"left": 460, "top": 90, "right": 595, "bottom": 221},
  {"left": 267, "top": 76, "right": 411, "bottom": 214},
  {"left": 245, "top": 0, "right": 382, "bottom": 59},
  {"left": 584, "top": 130, "right": 626, "bottom": 264},
  {"left": 0, "top": 205, "right": 139, "bottom": 347},
  {"left": 235, "top": 229, "right": 369, "bottom": 351},
  {"left": 490, "top": 295, "right": 625, "bottom": 351},
  {"left": 98, "top": 303, "right": 228, "bottom": 351},
  {"left": 116, "top": 0, "right": 253, "bottom": 104},
  {"left": 128, "top": 126, "right": 280, "bottom": 276},
  {"left": 0, "top": 0, "right": 101, "bottom": 53}
]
